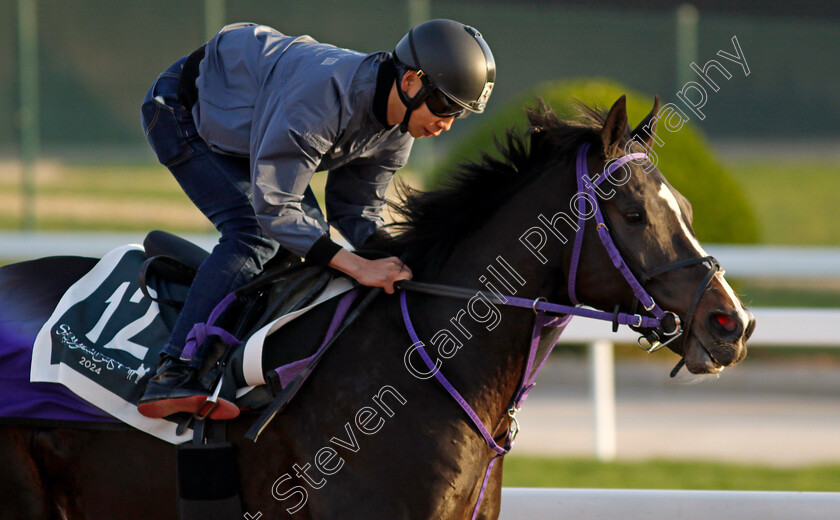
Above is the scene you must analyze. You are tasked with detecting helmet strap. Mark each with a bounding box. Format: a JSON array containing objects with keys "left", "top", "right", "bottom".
[
  {"left": 396, "top": 72, "right": 430, "bottom": 134},
  {"left": 396, "top": 28, "right": 433, "bottom": 133}
]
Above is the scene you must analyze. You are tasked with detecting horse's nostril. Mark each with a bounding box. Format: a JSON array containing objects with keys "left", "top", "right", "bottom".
[
  {"left": 709, "top": 312, "right": 742, "bottom": 340},
  {"left": 715, "top": 313, "right": 737, "bottom": 332}
]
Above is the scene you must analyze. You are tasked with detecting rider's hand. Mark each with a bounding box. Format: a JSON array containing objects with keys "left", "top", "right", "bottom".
[{"left": 328, "top": 249, "right": 412, "bottom": 294}]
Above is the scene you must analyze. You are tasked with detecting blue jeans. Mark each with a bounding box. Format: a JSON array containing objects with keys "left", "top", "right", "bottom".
[{"left": 141, "top": 56, "right": 325, "bottom": 367}]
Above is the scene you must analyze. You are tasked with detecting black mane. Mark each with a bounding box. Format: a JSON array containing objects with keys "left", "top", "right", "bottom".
[{"left": 366, "top": 101, "right": 616, "bottom": 278}]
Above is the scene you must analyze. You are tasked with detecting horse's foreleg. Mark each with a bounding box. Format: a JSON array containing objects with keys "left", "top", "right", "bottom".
[{"left": 0, "top": 426, "right": 56, "bottom": 520}]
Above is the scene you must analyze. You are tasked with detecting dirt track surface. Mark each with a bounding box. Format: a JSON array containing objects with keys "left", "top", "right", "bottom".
[{"left": 512, "top": 356, "right": 840, "bottom": 467}]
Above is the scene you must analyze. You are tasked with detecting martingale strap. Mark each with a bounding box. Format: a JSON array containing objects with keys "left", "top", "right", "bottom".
[
  {"left": 400, "top": 291, "right": 504, "bottom": 455},
  {"left": 399, "top": 291, "right": 571, "bottom": 519}
]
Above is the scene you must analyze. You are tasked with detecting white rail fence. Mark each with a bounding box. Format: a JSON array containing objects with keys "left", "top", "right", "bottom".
[
  {"left": 2, "top": 234, "right": 838, "bottom": 462},
  {"left": 556, "top": 245, "right": 840, "bottom": 461},
  {"left": 2, "top": 234, "right": 840, "bottom": 277},
  {"left": 560, "top": 307, "right": 840, "bottom": 461},
  {"left": 0, "top": 231, "right": 220, "bottom": 259},
  {"left": 499, "top": 488, "right": 840, "bottom": 520},
  {"left": 553, "top": 243, "right": 840, "bottom": 462}
]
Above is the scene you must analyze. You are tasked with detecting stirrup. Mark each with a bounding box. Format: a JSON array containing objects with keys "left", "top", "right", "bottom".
[{"left": 193, "top": 376, "right": 233, "bottom": 421}]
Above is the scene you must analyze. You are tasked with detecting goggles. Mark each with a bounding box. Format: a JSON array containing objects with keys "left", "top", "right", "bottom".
[
  {"left": 425, "top": 89, "right": 466, "bottom": 118},
  {"left": 425, "top": 88, "right": 467, "bottom": 118},
  {"left": 418, "top": 72, "right": 466, "bottom": 118}
]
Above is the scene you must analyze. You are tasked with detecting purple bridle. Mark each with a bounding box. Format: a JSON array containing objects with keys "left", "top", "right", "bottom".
[
  {"left": 397, "top": 142, "right": 722, "bottom": 517},
  {"left": 569, "top": 142, "right": 684, "bottom": 350},
  {"left": 568, "top": 142, "right": 721, "bottom": 354}
]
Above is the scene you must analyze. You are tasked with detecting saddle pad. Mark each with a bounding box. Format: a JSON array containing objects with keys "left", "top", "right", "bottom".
[
  {"left": 0, "top": 305, "right": 115, "bottom": 424},
  {"left": 29, "top": 245, "right": 190, "bottom": 443}
]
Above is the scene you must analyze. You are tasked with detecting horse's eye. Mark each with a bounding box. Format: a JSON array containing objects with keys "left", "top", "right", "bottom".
[{"left": 624, "top": 210, "right": 644, "bottom": 223}]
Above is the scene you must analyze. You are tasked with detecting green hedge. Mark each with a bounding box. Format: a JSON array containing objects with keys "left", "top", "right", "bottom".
[{"left": 433, "top": 79, "right": 759, "bottom": 244}]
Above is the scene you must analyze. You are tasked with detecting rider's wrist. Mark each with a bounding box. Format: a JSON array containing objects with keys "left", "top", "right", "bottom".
[{"left": 305, "top": 235, "right": 343, "bottom": 266}]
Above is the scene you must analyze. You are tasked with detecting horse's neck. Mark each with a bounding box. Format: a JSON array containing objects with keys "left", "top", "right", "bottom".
[{"left": 422, "top": 175, "right": 573, "bottom": 435}]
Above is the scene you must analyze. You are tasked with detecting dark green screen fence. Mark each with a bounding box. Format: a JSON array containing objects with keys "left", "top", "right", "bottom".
[{"left": 2, "top": 0, "right": 837, "bottom": 157}]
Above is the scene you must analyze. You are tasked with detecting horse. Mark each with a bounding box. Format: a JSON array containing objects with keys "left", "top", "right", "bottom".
[{"left": 0, "top": 96, "right": 754, "bottom": 519}]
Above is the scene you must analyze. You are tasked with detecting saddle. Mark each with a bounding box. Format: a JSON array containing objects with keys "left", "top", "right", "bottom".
[
  {"left": 27, "top": 230, "right": 362, "bottom": 443},
  {"left": 143, "top": 230, "right": 362, "bottom": 414}
]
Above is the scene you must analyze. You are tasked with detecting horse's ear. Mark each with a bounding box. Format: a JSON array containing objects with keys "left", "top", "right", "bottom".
[
  {"left": 630, "top": 95, "right": 661, "bottom": 149},
  {"left": 601, "top": 95, "right": 629, "bottom": 155}
]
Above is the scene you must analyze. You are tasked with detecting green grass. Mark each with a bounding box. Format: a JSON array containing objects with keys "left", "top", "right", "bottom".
[
  {"left": 434, "top": 79, "right": 761, "bottom": 244},
  {"left": 723, "top": 157, "right": 840, "bottom": 246},
  {"left": 733, "top": 280, "right": 840, "bottom": 309},
  {"left": 0, "top": 162, "right": 207, "bottom": 232},
  {"left": 1, "top": 156, "right": 838, "bottom": 244},
  {"left": 502, "top": 456, "right": 840, "bottom": 491},
  {"left": 0, "top": 164, "right": 182, "bottom": 199},
  {"left": 3, "top": 155, "right": 837, "bottom": 244},
  {"left": 0, "top": 163, "right": 333, "bottom": 233}
]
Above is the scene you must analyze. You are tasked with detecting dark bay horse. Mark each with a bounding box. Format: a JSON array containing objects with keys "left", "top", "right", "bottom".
[{"left": 0, "top": 96, "right": 754, "bottom": 519}]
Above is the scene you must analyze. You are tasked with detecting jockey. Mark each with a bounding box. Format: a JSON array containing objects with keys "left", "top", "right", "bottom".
[{"left": 137, "top": 19, "right": 496, "bottom": 419}]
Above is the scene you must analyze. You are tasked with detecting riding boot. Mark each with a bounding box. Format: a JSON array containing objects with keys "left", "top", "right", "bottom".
[{"left": 138, "top": 355, "right": 239, "bottom": 420}]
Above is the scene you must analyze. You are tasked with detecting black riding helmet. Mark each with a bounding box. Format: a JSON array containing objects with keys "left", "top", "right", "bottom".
[{"left": 393, "top": 19, "right": 496, "bottom": 132}]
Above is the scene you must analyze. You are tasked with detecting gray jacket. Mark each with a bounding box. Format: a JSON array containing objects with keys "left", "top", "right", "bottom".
[{"left": 193, "top": 23, "right": 413, "bottom": 257}]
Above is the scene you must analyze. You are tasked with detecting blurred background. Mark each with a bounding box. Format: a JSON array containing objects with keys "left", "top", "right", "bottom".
[{"left": 1, "top": 0, "right": 838, "bottom": 491}]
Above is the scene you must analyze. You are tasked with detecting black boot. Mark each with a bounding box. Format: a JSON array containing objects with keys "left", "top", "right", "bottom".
[{"left": 138, "top": 355, "right": 239, "bottom": 420}]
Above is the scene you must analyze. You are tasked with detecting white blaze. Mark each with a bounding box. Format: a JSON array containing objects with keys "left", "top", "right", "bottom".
[
  {"left": 657, "top": 184, "right": 750, "bottom": 320},
  {"left": 717, "top": 271, "right": 751, "bottom": 322},
  {"left": 657, "top": 184, "right": 706, "bottom": 256}
]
